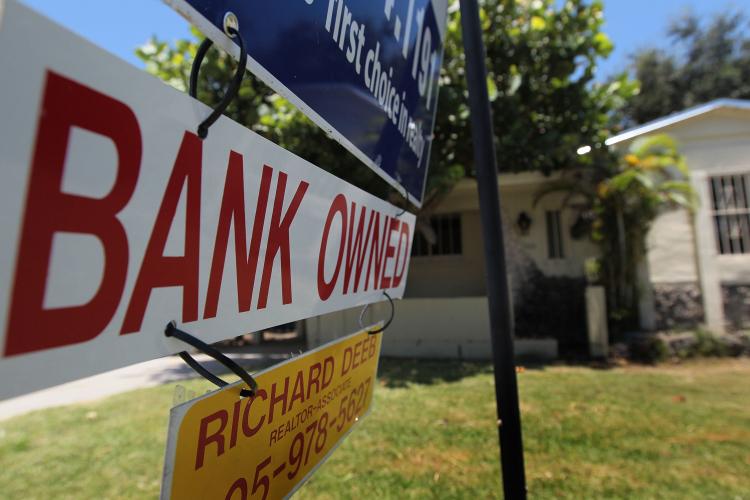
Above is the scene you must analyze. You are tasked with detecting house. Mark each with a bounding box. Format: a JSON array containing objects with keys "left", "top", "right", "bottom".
[
  {"left": 306, "top": 99, "right": 750, "bottom": 358},
  {"left": 616, "top": 99, "right": 750, "bottom": 334}
]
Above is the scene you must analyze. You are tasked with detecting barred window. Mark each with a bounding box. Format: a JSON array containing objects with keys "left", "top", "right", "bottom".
[
  {"left": 412, "top": 213, "right": 462, "bottom": 257},
  {"left": 710, "top": 174, "right": 750, "bottom": 255},
  {"left": 546, "top": 210, "right": 564, "bottom": 259}
]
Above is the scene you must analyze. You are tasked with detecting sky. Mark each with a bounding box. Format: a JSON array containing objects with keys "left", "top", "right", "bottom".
[
  {"left": 597, "top": 0, "right": 747, "bottom": 81},
  {"left": 18, "top": 0, "right": 750, "bottom": 79}
]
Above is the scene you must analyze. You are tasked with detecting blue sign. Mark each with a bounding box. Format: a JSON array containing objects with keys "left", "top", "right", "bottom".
[{"left": 166, "top": 0, "right": 448, "bottom": 207}]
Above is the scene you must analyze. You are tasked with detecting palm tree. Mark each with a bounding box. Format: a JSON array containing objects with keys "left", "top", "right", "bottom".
[{"left": 535, "top": 134, "right": 697, "bottom": 329}]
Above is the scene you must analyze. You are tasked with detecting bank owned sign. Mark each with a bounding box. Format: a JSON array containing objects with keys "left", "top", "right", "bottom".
[{"left": 0, "top": 0, "right": 415, "bottom": 399}]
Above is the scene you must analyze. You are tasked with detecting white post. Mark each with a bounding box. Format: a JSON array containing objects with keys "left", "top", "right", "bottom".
[
  {"left": 691, "top": 171, "right": 726, "bottom": 333},
  {"left": 585, "top": 286, "right": 609, "bottom": 358},
  {"left": 637, "top": 258, "right": 656, "bottom": 331}
]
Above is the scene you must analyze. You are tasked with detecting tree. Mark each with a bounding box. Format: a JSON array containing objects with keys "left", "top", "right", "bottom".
[
  {"left": 624, "top": 10, "right": 750, "bottom": 125},
  {"left": 535, "top": 134, "right": 697, "bottom": 328},
  {"left": 138, "top": 1, "right": 635, "bottom": 209},
  {"left": 428, "top": 0, "right": 637, "bottom": 208},
  {"left": 136, "top": 29, "right": 390, "bottom": 200}
]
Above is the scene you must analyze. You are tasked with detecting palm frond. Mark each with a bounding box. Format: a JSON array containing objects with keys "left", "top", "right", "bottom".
[{"left": 533, "top": 178, "right": 594, "bottom": 207}]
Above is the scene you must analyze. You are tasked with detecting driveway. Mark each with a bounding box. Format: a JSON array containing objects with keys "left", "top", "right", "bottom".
[{"left": 0, "top": 340, "right": 305, "bottom": 421}]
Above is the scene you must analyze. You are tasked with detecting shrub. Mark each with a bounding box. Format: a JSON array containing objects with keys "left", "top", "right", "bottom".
[
  {"left": 691, "top": 328, "right": 729, "bottom": 357},
  {"left": 628, "top": 329, "right": 745, "bottom": 364},
  {"left": 513, "top": 268, "right": 587, "bottom": 353},
  {"left": 628, "top": 335, "right": 670, "bottom": 364}
]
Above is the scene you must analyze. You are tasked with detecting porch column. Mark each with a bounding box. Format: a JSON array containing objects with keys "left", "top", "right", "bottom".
[
  {"left": 637, "top": 258, "right": 656, "bottom": 331},
  {"left": 691, "top": 171, "right": 726, "bottom": 333}
]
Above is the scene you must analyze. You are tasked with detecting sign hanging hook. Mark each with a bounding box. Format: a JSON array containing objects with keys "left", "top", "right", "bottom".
[
  {"left": 395, "top": 179, "right": 408, "bottom": 217},
  {"left": 188, "top": 15, "right": 247, "bottom": 139},
  {"left": 358, "top": 291, "right": 395, "bottom": 335},
  {"left": 165, "top": 321, "right": 258, "bottom": 397}
]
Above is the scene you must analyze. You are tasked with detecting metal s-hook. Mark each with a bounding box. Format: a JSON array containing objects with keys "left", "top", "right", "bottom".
[
  {"left": 358, "top": 291, "right": 395, "bottom": 335},
  {"left": 188, "top": 24, "right": 248, "bottom": 139},
  {"left": 396, "top": 180, "right": 408, "bottom": 217},
  {"left": 165, "top": 322, "right": 258, "bottom": 397}
]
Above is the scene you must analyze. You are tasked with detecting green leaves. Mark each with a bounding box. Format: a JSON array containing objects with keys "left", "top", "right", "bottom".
[
  {"left": 530, "top": 16, "right": 547, "bottom": 31},
  {"left": 486, "top": 76, "right": 498, "bottom": 102},
  {"left": 136, "top": 0, "right": 637, "bottom": 210},
  {"left": 434, "top": 0, "right": 637, "bottom": 182},
  {"left": 623, "top": 10, "right": 750, "bottom": 125},
  {"left": 593, "top": 33, "right": 613, "bottom": 56},
  {"left": 533, "top": 132, "right": 697, "bottom": 326}
]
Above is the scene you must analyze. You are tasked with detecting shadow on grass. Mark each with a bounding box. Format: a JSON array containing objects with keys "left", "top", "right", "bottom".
[
  {"left": 377, "top": 358, "right": 494, "bottom": 388},
  {"left": 142, "top": 338, "right": 306, "bottom": 386},
  {"left": 167, "top": 343, "right": 617, "bottom": 392},
  {"left": 373, "top": 356, "right": 620, "bottom": 390}
]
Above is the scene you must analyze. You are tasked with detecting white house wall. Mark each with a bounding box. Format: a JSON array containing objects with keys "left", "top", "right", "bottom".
[
  {"left": 406, "top": 210, "right": 487, "bottom": 298},
  {"left": 643, "top": 207, "right": 705, "bottom": 330},
  {"left": 630, "top": 107, "right": 750, "bottom": 331},
  {"left": 407, "top": 180, "right": 597, "bottom": 298},
  {"left": 646, "top": 209, "right": 699, "bottom": 283},
  {"left": 306, "top": 174, "right": 593, "bottom": 358},
  {"left": 321, "top": 105, "right": 750, "bottom": 346},
  {"left": 500, "top": 186, "right": 598, "bottom": 279},
  {"left": 306, "top": 298, "right": 558, "bottom": 360}
]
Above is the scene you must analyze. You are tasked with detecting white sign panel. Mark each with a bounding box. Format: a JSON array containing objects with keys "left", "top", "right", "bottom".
[{"left": 0, "top": 0, "right": 415, "bottom": 400}]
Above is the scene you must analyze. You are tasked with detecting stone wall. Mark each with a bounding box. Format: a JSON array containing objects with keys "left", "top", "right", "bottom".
[
  {"left": 652, "top": 282, "right": 704, "bottom": 330},
  {"left": 722, "top": 284, "right": 750, "bottom": 331}
]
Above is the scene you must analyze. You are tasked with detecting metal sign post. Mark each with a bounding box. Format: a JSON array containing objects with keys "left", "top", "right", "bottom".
[{"left": 459, "top": 0, "right": 527, "bottom": 497}]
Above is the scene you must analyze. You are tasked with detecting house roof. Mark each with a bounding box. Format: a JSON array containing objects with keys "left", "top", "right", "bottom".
[{"left": 605, "top": 98, "right": 750, "bottom": 147}]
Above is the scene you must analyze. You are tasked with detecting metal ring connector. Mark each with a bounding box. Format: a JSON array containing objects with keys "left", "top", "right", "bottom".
[
  {"left": 223, "top": 12, "right": 239, "bottom": 37},
  {"left": 358, "top": 291, "right": 395, "bottom": 335},
  {"left": 188, "top": 25, "right": 248, "bottom": 139},
  {"left": 396, "top": 180, "right": 408, "bottom": 217},
  {"left": 165, "top": 321, "right": 258, "bottom": 397}
]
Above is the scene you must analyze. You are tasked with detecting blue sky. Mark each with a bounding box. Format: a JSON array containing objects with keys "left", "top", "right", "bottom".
[
  {"left": 597, "top": 0, "right": 746, "bottom": 80},
  {"left": 19, "top": 0, "right": 749, "bottom": 80}
]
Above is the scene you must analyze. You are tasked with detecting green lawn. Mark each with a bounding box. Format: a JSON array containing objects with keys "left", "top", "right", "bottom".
[{"left": 1, "top": 359, "right": 749, "bottom": 499}]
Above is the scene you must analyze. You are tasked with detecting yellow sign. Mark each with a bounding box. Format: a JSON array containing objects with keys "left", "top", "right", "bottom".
[{"left": 161, "top": 327, "right": 382, "bottom": 500}]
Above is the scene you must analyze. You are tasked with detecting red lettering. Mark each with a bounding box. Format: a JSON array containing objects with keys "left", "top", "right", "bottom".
[
  {"left": 352, "top": 341, "right": 362, "bottom": 369},
  {"left": 307, "top": 362, "right": 322, "bottom": 398},
  {"left": 225, "top": 478, "right": 247, "bottom": 500},
  {"left": 121, "top": 132, "right": 202, "bottom": 334},
  {"left": 229, "top": 399, "right": 241, "bottom": 449},
  {"left": 242, "top": 389, "right": 267, "bottom": 438},
  {"left": 257, "top": 171, "right": 309, "bottom": 309},
  {"left": 342, "top": 348, "right": 352, "bottom": 376},
  {"left": 268, "top": 378, "right": 289, "bottom": 424},
  {"left": 343, "top": 203, "right": 374, "bottom": 294},
  {"left": 380, "top": 218, "right": 401, "bottom": 289},
  {"left": 317, "top": 194, "right": 347, "bottom": 300},
  {"left": 204, "top": 159, "right": 272, "bottom": 318},
  {"left": 5, "top": 71, "right": 141, "bottom": 356},
  {"left": 196, "top": 409, "right": 228, "bottom": 470},
  {"left": 359, "top": 339, "right": 370, "bottom": 364},
  {"left": 392, "top": 222, "right": 411, "bottom": 288},
  {"left": 288, "top": 370, "right": 305, "bottom": 412},
  {"left": 322, "top": 356, "right": 334, "bottom": 389},
  {"left": 365, "top": 213, "right": 391, "bottom": 291}
]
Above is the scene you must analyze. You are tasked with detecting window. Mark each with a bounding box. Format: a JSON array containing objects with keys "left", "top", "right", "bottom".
[
  {"left": 546, "top": 210, "right": 564, "bottom": 259},
  {"left": 710, "top": 174, "right": 750, "bottom": 254},
  {"left": 412, "top": 213, "right": 462, "bottom": 257}
]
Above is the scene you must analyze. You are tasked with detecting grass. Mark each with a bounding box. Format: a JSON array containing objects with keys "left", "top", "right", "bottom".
[{"left": 1, "top": 359, "right": 749, "bottom": 499}]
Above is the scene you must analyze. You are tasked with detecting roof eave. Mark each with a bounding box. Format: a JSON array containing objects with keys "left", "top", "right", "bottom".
[{"left": 605, "top": 98, "right": 750, "bottom": 147}]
